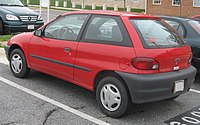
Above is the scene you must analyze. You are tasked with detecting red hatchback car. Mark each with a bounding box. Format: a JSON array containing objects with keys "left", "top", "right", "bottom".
[{"left": 4, "top": 11, "right": 196, "bottom": 117}]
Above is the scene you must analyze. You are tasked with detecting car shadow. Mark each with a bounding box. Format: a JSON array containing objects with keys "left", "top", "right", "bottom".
[{"left": 194, "top": 72, "right": 200, "bottom": 83}]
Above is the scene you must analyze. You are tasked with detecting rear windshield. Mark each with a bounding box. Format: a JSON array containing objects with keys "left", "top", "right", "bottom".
[
  {"left": 130, "top": 19, "right": 187, "bottom": 48},
  {"left": 188, "top": 20, "right": 200, "bottom": 35}
]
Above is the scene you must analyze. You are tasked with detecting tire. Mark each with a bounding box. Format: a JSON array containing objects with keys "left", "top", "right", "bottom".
[
  {"left": 9, "top": 49, "right": 30, "bottom": 78},
  {"left": 0, "top": 19, "right": 4, "bottom": 35},
  {"left": 96, "top": 76, "right": 130, "bottom": 118}
]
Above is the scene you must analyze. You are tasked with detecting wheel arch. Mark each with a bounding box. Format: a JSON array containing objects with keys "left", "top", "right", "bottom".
[
  {"left": 0, "top": 17, "right": 4, "bottom": 34},
  {"left": 8, "top": 44, "right": 24, "bottom": 60},
  {"left": 0, "top": 17, "right": 3, "bottom": 22},
  {"left": 94, "top": 70, "right": 130, "bottom": 95}
]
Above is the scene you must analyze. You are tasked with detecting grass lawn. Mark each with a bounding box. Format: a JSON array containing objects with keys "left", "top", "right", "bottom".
[
  {"left": 0, "top": 35, "right": 13, "bottom": 48},
  {"left": 0, "top": 35, "right": 13, "bottom": 42}
]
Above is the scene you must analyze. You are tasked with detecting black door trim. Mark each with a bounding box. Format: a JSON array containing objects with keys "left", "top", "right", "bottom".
[{"left": 30, "top": 54, "right": 91, "bottom": 72}]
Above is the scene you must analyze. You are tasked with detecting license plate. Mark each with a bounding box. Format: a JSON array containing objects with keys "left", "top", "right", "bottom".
[
  {"left": 28, "top": 25, "right": 34, "bottom": 29},
  {"left": 173, "top": 80, "right": 184, "bottom": 93}
]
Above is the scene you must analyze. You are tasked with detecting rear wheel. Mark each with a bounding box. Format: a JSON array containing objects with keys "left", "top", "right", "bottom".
[
  {"left": 10, "top": 49, "right": 30, "bottom": 78},
  {"left": 0, "top": 20, "right": 4, "bottom": 35},
  {"left": 96, "top": 76, "right": 130, "bottom": 118}
]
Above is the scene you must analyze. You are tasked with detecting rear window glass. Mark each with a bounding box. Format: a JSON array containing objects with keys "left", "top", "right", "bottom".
[
  {"left": 130, "top": 19, "right": 186, "bottom": 48},
  {"left": 188, "top": 20, "right": 200, "bottom": 35}
]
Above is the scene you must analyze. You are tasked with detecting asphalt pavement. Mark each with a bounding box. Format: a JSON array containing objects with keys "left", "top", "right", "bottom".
[
  {"left": 0, "top": 78, "right": 95, "bottom": 125},
  {"left": 1, "top": 7, "right": 200, "bottom": 125}
]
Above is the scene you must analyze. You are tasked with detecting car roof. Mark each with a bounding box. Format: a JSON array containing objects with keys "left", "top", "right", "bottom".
[
  {"left": 62, "top": 10, "right": 160, "bottom": 19},
  {"left": 191, "top": 14, "right": 200, "bottom": 18},
  {"left": 160, "top": 16, "right": 192, "bottom": 21},
  {"left": 160, "top": 16, "right": 200, "bottom": 23}
]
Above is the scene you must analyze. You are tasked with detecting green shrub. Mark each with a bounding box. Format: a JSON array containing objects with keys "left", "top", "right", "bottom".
[{"left": 29, "top": 0, "right": 39, "bottom": 5}]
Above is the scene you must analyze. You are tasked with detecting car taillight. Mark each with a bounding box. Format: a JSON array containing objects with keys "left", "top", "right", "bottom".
[{"left": 132, "top": 57, "right": 159, "bottom": 70}]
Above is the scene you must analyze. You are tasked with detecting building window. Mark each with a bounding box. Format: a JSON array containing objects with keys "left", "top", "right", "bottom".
[
  {"left": 153, "top": 0, "right": 161, "bottom": 5},
  {"left": 132, "top": 0, "right": 139, "bottom": 2},
  {"left": 172, "top": 0, "right": 181, "bottom": 6},
  {"left": 194, "top": 0, "right": 200, "bottom": 7}
]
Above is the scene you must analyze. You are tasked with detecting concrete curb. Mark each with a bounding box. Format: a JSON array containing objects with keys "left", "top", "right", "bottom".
[
  {"left": 0, "top": 48, "right": 9, "bottom": 65},
  {"left": 0, "top": 42, "right": 7, "bottom": 47}
]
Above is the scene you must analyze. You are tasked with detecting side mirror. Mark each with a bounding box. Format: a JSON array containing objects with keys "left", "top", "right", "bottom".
[{"left": 34, "top": 30, "right": 42, "bottom": 37}]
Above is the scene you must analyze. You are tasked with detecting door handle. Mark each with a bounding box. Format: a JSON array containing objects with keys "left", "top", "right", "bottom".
[
  {"left": 42, "top": 37, "right": 50, "bottom": 42},
  {"left": 64, "top": 47, "right": 71, "bottom": 52}
]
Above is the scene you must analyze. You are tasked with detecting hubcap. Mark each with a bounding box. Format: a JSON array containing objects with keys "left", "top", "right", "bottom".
[
  {"left": 100, "top": 84, "right": 121, "bottom": 112},
  {"left": 11, "top": 54, "right": 23, "bottom": 73}
]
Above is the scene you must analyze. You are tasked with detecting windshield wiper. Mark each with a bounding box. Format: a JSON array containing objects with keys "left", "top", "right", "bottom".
[
  {"left": 9, "top": 4, "right": 24, "bottom": 7},
  {"left": 0, "top": 4, "right": 10, "bottom": 6}
]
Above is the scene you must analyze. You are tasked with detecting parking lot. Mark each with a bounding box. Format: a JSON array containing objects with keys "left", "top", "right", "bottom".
[
  {"left": 0, "top": 46, "right": 200, "bottom": 125},
  {"left": 1, "top": 7, "right": 200, "bottom": 125}
]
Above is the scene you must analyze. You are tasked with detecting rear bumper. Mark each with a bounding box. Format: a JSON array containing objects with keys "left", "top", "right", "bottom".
[
  {"left": 3, "top": 21, "right": 44, "bottom": 33},
  {"left": 116, "top": 66, "right": 197, "bottom": 104}
]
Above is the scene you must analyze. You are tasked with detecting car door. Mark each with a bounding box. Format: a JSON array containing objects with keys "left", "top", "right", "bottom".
[
  {"left": 74, "top": 15, "right": 136, "bottom": 89},
  {"left": 29, "top": 14, "right": 89, "bottom": 80}
]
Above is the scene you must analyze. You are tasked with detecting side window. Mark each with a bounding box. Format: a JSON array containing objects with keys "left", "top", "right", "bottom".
[
  {"left": 84, "top": 17, "right": 123, "bottom": 43},
  {"left": 177, "top": 25, "right": 185, "bottom": 37},
  {"left": 164, "top": 20, "right": 179, "bottom": 30},
  {"left": 164, "top": 20, "right": 185, "bottom": 37},
  {"left": 82, "top": 15, "right": 132, "bottom": 46},
  {"left": 43, "top": 14, "right": 88, "bottom": 41}
]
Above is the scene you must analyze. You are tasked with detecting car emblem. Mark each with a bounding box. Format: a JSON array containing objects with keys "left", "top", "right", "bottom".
[
  {"left": 28, "top": 16, "right": 31, "bottom": 21},
  {"left": 175, "top": 58, "right": 180, "bottom": 65}
]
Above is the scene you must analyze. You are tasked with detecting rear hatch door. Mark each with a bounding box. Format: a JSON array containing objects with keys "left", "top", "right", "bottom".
[{"left": 130, "top": 19, "right": 191, "bottom": 73}]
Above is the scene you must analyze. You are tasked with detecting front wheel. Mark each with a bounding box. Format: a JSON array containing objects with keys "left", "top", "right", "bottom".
[
  {"left": 10, "top": 49, "right": 30, "bottom": 78},
  {"left": 96, "top": 76, "right": 130, "bottom": 118}
]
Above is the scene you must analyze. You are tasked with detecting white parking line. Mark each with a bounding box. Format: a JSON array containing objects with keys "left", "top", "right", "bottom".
[
  {"left": 0, "top": 76, "right": 110, "bottom": 125},
  {"left": 190, "top": 89, "right": 200, "bottom": 94}
]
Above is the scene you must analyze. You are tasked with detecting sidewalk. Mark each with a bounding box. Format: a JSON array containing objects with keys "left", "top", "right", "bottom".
[{"left": 0, "top": 48, "right": 9, "bottom": 65}]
